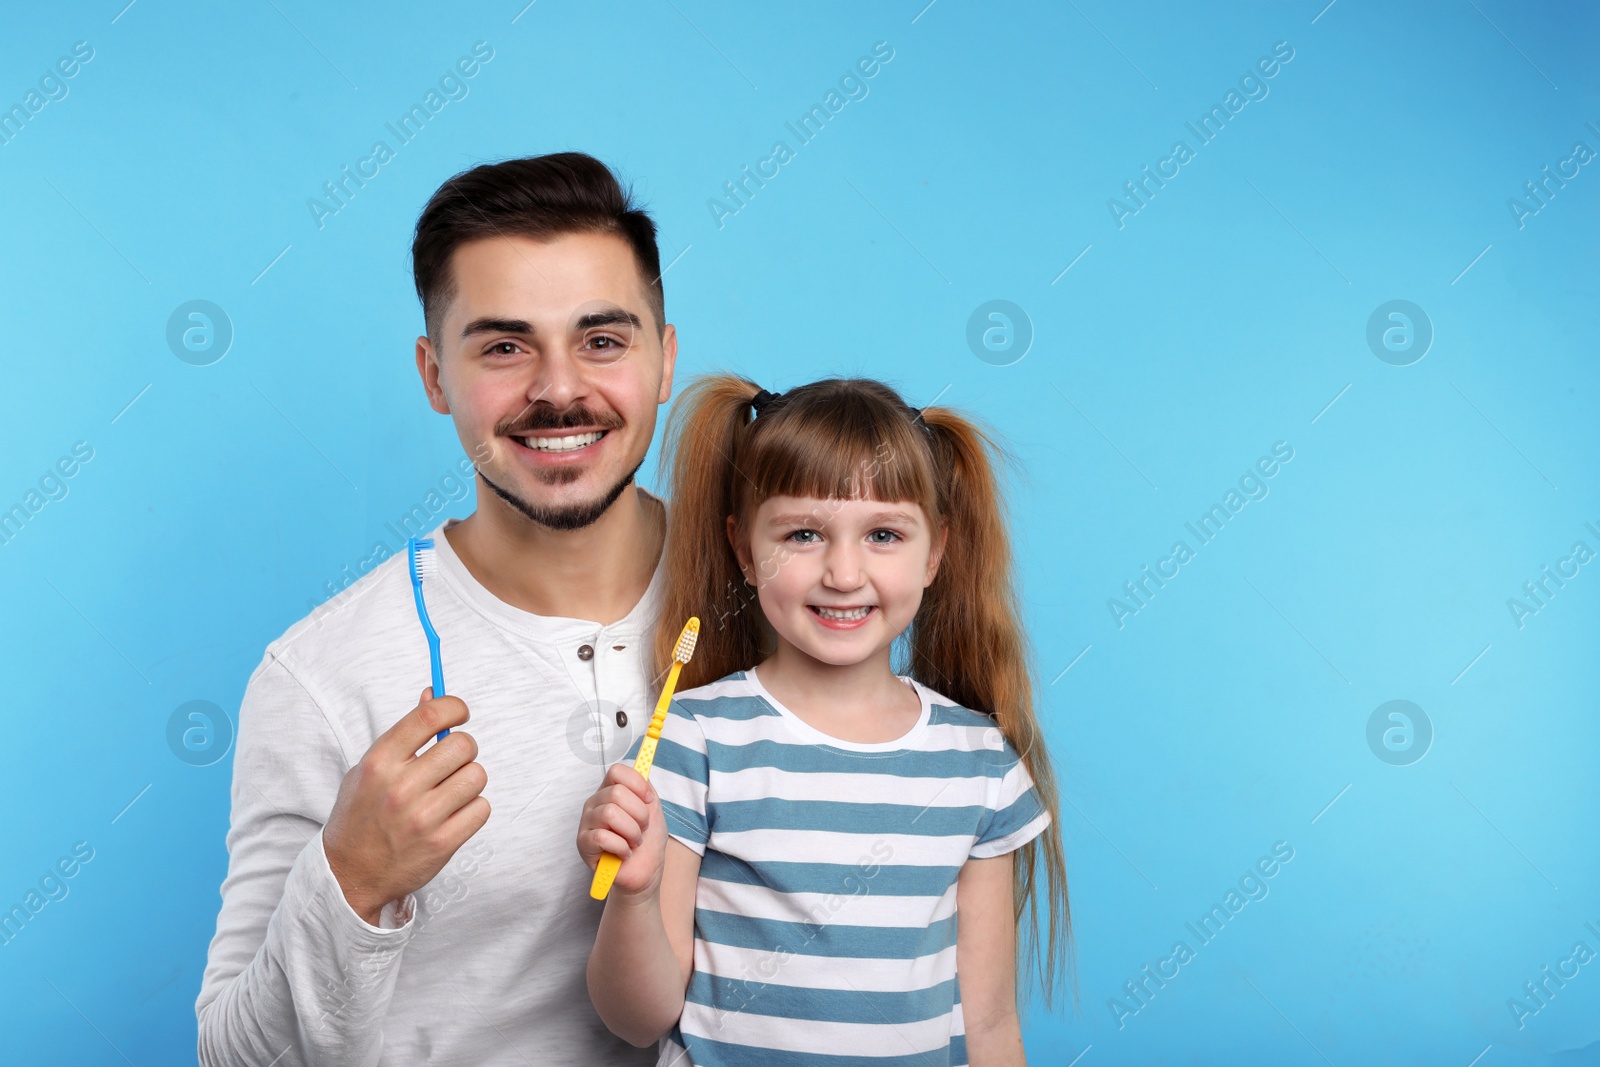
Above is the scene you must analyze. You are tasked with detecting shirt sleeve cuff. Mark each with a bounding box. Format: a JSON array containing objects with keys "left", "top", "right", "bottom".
[
  {"left": 377, "top": 896, "right": 414, "bottom": 930},
  {"left": 313, "top": 828, "right": 416, "bottom": 935},
  {"left": 970, "top": 809, "right": 1052, "bottom": 860},
  {"left": 662, "top": 813, "right": 708, "bottom": 856}
]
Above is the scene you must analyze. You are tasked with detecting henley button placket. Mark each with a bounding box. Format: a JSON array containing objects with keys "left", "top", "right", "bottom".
[{"left": 594, "top": 639, "right": 638, "bottom": 743}]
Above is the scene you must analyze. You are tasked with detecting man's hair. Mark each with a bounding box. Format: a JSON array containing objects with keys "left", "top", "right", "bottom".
[{"left": 411, "top": 152, "right": 665, "bottom": 342}]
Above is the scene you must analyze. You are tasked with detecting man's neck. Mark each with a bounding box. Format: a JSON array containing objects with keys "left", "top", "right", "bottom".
[{"left": 443, "top": 483, "right": 665, "bottom": 626}]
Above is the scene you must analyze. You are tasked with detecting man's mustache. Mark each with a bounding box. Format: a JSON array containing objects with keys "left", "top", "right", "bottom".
[{"left": 500, "top": 406, "right": 624, "bottom": 436}]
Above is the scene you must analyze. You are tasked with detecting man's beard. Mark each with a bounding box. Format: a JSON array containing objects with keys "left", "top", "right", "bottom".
[
  {"left": 479, "top": 402, "right": 639, "bottom": 531},
  {"left": 476, "top": 458, "right": 642, "bottom": 532}
]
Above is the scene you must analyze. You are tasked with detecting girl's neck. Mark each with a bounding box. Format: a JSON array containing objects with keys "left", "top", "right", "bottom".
[{"left": 753, "top": 641, "right": 921, "bottom": 744}]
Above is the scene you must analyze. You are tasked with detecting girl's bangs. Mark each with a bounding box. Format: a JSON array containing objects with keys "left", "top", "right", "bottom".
[{"left": 743, "top": 412, "right": 936, "bottom": 515}]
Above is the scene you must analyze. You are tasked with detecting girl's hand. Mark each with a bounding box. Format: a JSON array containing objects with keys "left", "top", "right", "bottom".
[{"left": 577, "top": 762, "right": 668, "bottom": 898}]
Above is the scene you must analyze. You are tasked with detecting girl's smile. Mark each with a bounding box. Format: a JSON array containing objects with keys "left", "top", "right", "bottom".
[{"left": 807, "top": 603, "right": 876, "bottom": 627}]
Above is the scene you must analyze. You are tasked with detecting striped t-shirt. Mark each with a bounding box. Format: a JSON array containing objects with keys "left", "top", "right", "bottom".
[{"left": 626, "top": 668, "right": 1050, "bottom": 1067}]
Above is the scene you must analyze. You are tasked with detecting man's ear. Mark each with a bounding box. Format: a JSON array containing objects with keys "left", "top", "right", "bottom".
[
  {"left": 657, "top": 323, "right": 678, "bottom": 405},
  {"left": 725, "top": 513, "right": 753, "bottom": 582},
  {"left": 924, "top": 522, "right": 949, "bottom": 587},
  {"left": 416, "top": 336, "right": 451, "bottom": 415}
]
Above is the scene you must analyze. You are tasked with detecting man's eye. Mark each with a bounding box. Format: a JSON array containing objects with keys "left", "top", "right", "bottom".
[
  {"left": 577, "top": 330, "right": 633, "bottom": 365},
  {"left": 488, "top": 342, "right": 520, "bottom": 356},
  {"left": 581, "top": 332, "right": 630, "bottom": 351}
]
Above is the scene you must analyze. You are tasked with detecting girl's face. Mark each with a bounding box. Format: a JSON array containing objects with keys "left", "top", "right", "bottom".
[{"left": 727, "top": 495, "right": 946, "bottom": 667}]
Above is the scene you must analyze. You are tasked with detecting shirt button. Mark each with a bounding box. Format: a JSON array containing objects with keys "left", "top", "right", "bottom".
[
  {"left": 577, "top": 644, "right": 594, "bottom": 661},
  {"left": 615, "top": 710, "right": 629, "bottom": 728}
]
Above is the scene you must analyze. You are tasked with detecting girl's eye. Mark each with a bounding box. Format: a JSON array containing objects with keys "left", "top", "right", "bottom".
[
  {"left": 786, "top": 529, "right": 821, "bottom": 544},
  {"left": 868, "top": 529, "right": 902, "bottom": 544}
]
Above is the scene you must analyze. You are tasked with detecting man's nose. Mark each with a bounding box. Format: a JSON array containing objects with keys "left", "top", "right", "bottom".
[{"left": 526, "top": 347, "right": 588, "bottom": 411}]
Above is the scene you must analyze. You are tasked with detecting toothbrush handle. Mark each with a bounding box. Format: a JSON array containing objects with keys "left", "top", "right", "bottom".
[
  {"left": 589, "top": 664, "right": 682, "bottom": 901},
  {"left": 412, "top": 578, "right": 450, "bottom": 743},
  {"left": 430, "top": 647, "right": 448, "bottom": 742},
  {"left": 590, "top": 852, "right": 623, "bottom": 899},
  {"left": 588, "top": 741, "right": 661, "bottom": 901}
]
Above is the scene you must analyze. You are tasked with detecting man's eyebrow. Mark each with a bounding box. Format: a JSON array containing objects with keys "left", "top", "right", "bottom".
[
  {"left": 576, "top": 307, "right": 643, "bottom": 331},
  {"left": 460, "top": 316, "right": 534, "bottom": 340}
]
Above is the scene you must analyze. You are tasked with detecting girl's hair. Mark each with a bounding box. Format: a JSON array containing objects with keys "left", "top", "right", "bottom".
[{"left": 653, "top": 373, "right": 1074, "bottom": 1005}]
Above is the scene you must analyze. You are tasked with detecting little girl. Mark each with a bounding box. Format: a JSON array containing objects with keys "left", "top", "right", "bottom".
[{"left": 577, "top": 375, "right": 1070, "bottom": 1066}]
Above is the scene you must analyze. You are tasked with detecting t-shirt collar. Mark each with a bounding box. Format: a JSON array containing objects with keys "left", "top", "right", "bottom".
[{"left": 742, "top": 666, "right": 933, "bottom": 753}]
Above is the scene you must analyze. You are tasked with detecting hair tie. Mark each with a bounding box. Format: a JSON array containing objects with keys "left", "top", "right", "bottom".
[{"left": 750, "top": 388, "right": 780, "bottom": 417}]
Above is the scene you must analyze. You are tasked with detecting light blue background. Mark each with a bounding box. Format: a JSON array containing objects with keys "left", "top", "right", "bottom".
[{"left": 2, "top": 1, "right": 1596, "bottom": 1063}]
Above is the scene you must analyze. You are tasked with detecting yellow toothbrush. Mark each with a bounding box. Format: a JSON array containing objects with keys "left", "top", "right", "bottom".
[{"left": 590, "top": 617, "right": 700, "bottom": 901}]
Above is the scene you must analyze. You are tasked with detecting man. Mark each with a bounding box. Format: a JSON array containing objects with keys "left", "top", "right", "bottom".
[{"left": 197, "top": 153, "right": 674, "bottom": 1065}]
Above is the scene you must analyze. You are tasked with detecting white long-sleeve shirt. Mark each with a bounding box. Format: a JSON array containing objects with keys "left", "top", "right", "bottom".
[{"left": 197, "top": 506, "right": 665, "bottom": 1066}]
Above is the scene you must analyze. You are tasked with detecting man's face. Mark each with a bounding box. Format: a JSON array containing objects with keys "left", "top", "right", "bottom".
[{"left": 416, "top": 231, "right": 676, "bottom": 531}]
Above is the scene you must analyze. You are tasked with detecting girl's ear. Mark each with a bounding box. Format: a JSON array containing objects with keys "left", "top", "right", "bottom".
[
  {"left": 925, "top": 521, "right": 949, "bottom": 587},
  {"left": 725, "top": 514, "right": 754, "bottom": 582}
]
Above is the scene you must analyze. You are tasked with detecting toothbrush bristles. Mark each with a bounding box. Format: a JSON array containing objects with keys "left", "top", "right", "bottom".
[
  {"left": 412, "top": 538, "right": 438, "bottom": 580},
  {"left": 673, "top": 617, "right": 700, "bottom": 664}
]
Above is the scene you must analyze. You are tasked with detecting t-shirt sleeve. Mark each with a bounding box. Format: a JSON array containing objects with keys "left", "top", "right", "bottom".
[
  {"left": 970, "top": 737, "right": 1052, "bottom": 860},
  {"left": 623, "top": 699, "right": 710, "bottom": 855}
]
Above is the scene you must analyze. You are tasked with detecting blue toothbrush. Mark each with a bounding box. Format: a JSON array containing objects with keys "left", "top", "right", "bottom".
[{"left": 407, "top": 537, "right": 449, "bottom": 741}]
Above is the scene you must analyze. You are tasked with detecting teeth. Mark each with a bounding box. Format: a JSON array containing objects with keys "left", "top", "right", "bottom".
[
  {"left": 815, "top": 605, "right": 871, "bottom": 621},
  {"left": 518, "top": 431, "right": 604, "bottom": 453}
]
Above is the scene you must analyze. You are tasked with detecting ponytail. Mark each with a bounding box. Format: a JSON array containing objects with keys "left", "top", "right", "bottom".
[
  {"left": 652, "top": 374, "right": 769, "bottom": 689},
  {"left": 913, "top": 407, "right": 1075, "bottom": 1008}
]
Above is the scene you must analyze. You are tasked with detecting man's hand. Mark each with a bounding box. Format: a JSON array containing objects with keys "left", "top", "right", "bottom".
[
  {"left": 576, "top": 762, "right": 667, "bottom": 900},
  {"left": 323, "top": 688, "right": 490, "bottom": 926}
]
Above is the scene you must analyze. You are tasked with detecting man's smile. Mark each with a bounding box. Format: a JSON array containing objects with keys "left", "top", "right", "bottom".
[{"left": 513, "top": 429, "right": 609, "bottom": 454}]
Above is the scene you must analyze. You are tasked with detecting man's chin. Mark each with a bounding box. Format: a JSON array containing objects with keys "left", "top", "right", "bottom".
[{"left": 477, "top": 462, "right": 641, "bottom": 532}]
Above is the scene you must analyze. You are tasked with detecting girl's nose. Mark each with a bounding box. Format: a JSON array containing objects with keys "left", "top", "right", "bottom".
[{"left": 823, "top": 544, "right": 867, "bottom": 591}]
